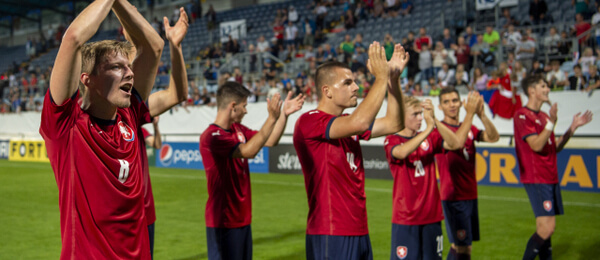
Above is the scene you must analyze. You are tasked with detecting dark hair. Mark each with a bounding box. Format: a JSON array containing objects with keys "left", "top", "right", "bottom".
[
  {"left": 315, "top": 61, "right": 350, "bottom": 100},
  {"left": 438, "top": 87, "right": 460, "bottom": 103},
  {"left": 573, "top": 64, "right": 582, "bottom": 70},
  {"left": 521, "top": 74, "right": 545, "bottom": 97},
  {"left": 216, "top": 81, "right": 251, "bottom": 109}
]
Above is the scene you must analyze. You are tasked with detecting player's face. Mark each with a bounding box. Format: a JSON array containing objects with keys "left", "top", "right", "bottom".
[
  {"left": 231, "top": 99, "right": 248, "bottom": 123},
  {"left": 404, "top": 104, "right": 424, "bottom": 132},
  {"left": 439, "top": 92, "right": 461, "bottom": 118},
  {"left": 89, "top": 52, "right": 134, "bottom": 108},
  {"left": 531, "top": 80, "right": 550, "bottom": 102},
  {"left": 329, "top": 68, "right": 359, "bottom": 108}
]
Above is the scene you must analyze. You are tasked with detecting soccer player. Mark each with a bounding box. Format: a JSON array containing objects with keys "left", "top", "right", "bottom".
[
  {"left": 435, "top": 88, "right": 499, "bottom": 260},
  {"left": 293, "top": 42, "right": 408, "bottom": 260},
  {"left": 515, "top": 75, "right": 593, "bottom": 260},
  {"left": 141, "top": 116, "right": 161, "bottom": 257},
  {"left": 39, "top": 0, "right": 175, "bottom": 258},
  {"left": 199, "top": 82, "right": 304, "bottom": 260},
  {"left": 384, "top": 93, "right": 480, "bottom": 260}
]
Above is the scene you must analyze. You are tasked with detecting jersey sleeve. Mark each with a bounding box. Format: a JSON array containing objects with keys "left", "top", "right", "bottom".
[
  {"left": 473, "top": 126, "right": 483, "bottom": 142},
  {"left": 238, "top": 124, "right": 259, "bottom": 140},
  {"left": 209, "top": 129, "right": 241, "bottom": 159},
  {"left": 39, "top": 89, "right": 80, "bottom": 140},
  {"left": 358, "top": 121, "right": 374, "bottom": 141},
  {"left": 299, "top": 111, "right": 335, "bottom": 140},
  {"left": 384, "top": 135, "right": 402, "bottom": 163},
  {"left": 141, "top": 127, "right": 151, "bottom": 140},
  {"left": 514, "top": 111, "right": 538, "bottom": 140},
  {"left": 428, "top": 128, "right": 444, "bottom": 154}
]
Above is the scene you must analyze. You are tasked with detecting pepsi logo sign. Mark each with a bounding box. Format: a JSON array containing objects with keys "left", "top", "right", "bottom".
[{"left": 159, "top": 144, "right": 174, "bottom": 166}]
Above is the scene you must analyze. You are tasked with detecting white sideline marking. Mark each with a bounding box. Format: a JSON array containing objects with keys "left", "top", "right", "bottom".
[{"left": 151, "top": 173, "right": 600, "bottom": 208}]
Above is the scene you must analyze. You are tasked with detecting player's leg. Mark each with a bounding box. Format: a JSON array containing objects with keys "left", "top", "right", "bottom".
[
  {"left": 422, "top": 222, "right": 443, "bottom": 260},
  {"left": 523, "top": 184, "right": 559, "bottom": 260},
  {"left": 147, "top": 223, "right": 155, "bottom": 259},
  {"left": 206, "top": 225, "right": 252, "bottom": 260},
  {"left": 538, "top": 184, "right": 563, "bottom": 260},
  {"left": 443, "top": 200, "right": 474, "bottom": 260},
  {"left": 359, "top": 234, "right": 374, "bottom": 260},
  {"left": 390, "top": 223, "right": 421, "bottom": 260}
]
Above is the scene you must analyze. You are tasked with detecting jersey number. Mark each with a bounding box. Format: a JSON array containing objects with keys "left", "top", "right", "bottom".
[
  {"left": 118, "top": 159, "right": 130, "bottom": 183},
  {"left": 413, "top": 160, "right": 425, "bottom": 177},
  {"left": 462, "top": 148, "right": 469, "bottom": 161},
  {"left": 436, "top": 235, "right": 443, "bottom": 256}
]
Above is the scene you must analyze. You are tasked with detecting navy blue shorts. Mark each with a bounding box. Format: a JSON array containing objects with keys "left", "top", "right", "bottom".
[
  {"left": 206, "top": 225, "right": 252, "bottom": 260},
  {"left": 306, "top": 234, "right": 373, "bottom": 260},
  {"left": 442, "top": 199, "right": 480, "bottom": 246},
  {"left": 148, "top": 223, "right": 155, "bottom": 259},
  {"left": 390, "top": 222, "right": 443, "bottom": 260},
  {"left": 524, "top": 183, "right": 564, "bottom": 217}
]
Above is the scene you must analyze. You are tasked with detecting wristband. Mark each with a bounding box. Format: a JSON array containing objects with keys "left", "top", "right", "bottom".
[{"left": 545, "top": 121, "right": 555, "bottom": 131}]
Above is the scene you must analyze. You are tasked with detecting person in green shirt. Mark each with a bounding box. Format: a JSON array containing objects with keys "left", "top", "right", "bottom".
[
  {"left": 340, "top": 34, "right": 355, "bottom": 54},
  {"left": 384, "top": 33, "right": 395, "bottom": 60},
  {"left": 483, "top": 25, "right": 500, "bottom": 52}
]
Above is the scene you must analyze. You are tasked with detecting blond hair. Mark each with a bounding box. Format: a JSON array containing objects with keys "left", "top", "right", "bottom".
[{"left": 403, "top": 96, "right": 421, "bottom": 109}]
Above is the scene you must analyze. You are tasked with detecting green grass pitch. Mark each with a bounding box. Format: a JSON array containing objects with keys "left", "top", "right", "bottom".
[{"left": 1, "top": 160, "right": 599, "bottom": 259}]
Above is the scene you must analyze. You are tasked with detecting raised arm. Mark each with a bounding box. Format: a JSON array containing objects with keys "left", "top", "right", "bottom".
[
  {"left": 233, "top": 94, "right": 282, "bottom": 158},
  {"left": 50, "top": 0, "right": 115, "bottom": 105},
  {"left": 328, "top": 42, "right": 390, "bottom": 139},
  {"left": 391, "top": 101, "right": 434, "bottom": 160},
  {"left": 555, "top": 110, "right": 593, "bottom": 152},
  {"left": 264, "top": 91, "right": 305, "bottom": 147},
  {"left": 148, "top": 8, "right": 189, "bottom": 117},
  {"left": 476, "top": 95, "right": 500, "bottom": 142},
  {"left": 525, "top": 103, "right": 557, "bottom": 152},
  {"left": 112, "top": 0, "right": 164, "bottom": 101},
  {"left": 439, "top": 92, "right": 480, "bottom": 150},
  {"left": 372, "top": 44, "right": 408, "bottom": 138},
  {"left": 144, "top": 116, "right": 162, "bottom": 149}
]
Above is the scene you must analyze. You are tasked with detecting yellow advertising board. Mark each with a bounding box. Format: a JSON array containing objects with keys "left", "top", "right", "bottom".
[{"left": 8, "top": 139, "right": 49, "bottom": 162}]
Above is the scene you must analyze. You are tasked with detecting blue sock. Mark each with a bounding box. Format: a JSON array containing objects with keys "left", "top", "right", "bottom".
[
  {"left": 447, "top": 247, "right": 457, "bottom": 260},
  {"left": 523, "top": 232, "right": 545, "bottom": 260},
  {"left": 539, "top": 237, "right": 552, "bottom": 260}
]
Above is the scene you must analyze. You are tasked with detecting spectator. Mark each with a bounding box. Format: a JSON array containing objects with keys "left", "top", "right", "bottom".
[
  {"left": 256, "top": 77, "right": 269, "bottom": 102},
  {"left": 568, "top": 64, "right": 587, "bottom": 90},
  {"left": 502, "top": 8, "right": 519, "bottom": 29},
  {"left": 530, "top": 60, "right": 545, "bottom": 75},
  {"left": 454, "top": 64, "right": 469, "bottom": 93},
  {"left": 512, "top": 61, "right": 527, "bottom": 87},
  {"left": 340, "top": 34, "right": 355, "bottom": 58},
  {"left": 294, "top": 77, "right": 305, "bottom": 97},
  {"left": 572, "top": 13, "right": 591, "bottom": 48},
  {"left": 267, "top": 80, "right": 282, "bottom": 100},
  {"left": 354, "top": 33, "right": 366, "bottom": 50},
  {"left": 471, "top": 34, "right": 493, "bottom": 71},
  {"left": 529, "top": 0, "right": 548, "bottom": 25},
  {"left": 428, "top": 78, "right": 441, "bottom": 96},
  {"left": 483, "top": 25, "right": 501, "bottom": 52},
  {"left": 503, "top": 24, "right": 522, "bottom": 54},
  {"left": 515, "top": 32, "right": 536, "bottom": 71},
  {"left": 384, "top": 34, "right": 395, "bottom": 60},
  {"left": 206, "top": 4, "right": 217, "bottom": 31},
  {"left": 432, "top": 41, "right": 448, "bottom": 76},
  {"left": 414, "top": 27, "right": 433, "bottom": 51},
  {"left": 302, "top": 18, "right": 316, "bottom": 47},
  {"left": 592, "top": 5, "right": 600, "bottom": 46},
  {"left": 314, "top": 2, "right": 328, "bottom": 30},
  {"left": 284, "top": 20, "right": 298, "bottom": 48},
  {"left": 586, "top": 64, "right": 600, "bottom": 91},
  {"left": 452, "top": 37, "right": 470, "bottom": 71},
  {"left": 288, "top": 6, "right": 299, "bottom": 23},
  {"left": 354, "top": 2, "right": 369, "bottom": 20},
  {"left": 488, "top": 63, "right": 521, "bottom": 119},
  {"left": 419, "top": 44, "right": 433, "bottom": 82},
  {"left": 441, "top": 28, "right": 454, "bottom": 49},
  {"left": 225, "top": 35, "right": 240, "bottom": 54},
  {"left": 462, "top": 26, "right": 478, "bottom": 48},
  {"left": 558, "top": 31, "right": 573, "bottom": 56},
  {"left": 273, "top": 18, "right": 285, "bottom": 47},
  {"left": 543, "top": 27, "right": 562, "bottom": 58},
  {"left": 572, "top": 0, "right": 590, "bottom": 16},
  {"left": 304, "top": 45, "right": 316, "bottom": 61},
  {"left": 233, "top": 67, "right": 243, "bottom": 84},
  {"left": 579, "top": 47, "right": 596, "bottom": 75},
  {"left": 405, "top": 31, "right": 420, "bottom": 79},
  {"left": 399, "top": 0, "right": 413, "bottom": 16},
  {"left": 471, "top": 67, "right": 490, "bottom": 92},
  {"left": 437, "top": 63, "right": 456, "bottom": 88},
  {"left": 344, "top": 9, "right": 357, "bottom": 29},
  {"left": 384, "top": 0, "right": 400, "bottom": 17},
  {"left": 545, "top": 60, "right": 569, "bottom": 90},
  {"left": 411, "top": 83, "right": 424, "bottom": 96},
  {"left": 256, "top": 35, "right": 270, "bottom": 53}
]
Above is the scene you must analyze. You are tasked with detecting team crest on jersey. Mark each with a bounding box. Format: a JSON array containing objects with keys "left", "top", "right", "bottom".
[
  {"left": 117, "top": 121, "right": 135, "bottom": 142},
  {"left": 543, "top": 200, "right": 552, "bottom": 212},
  {"left": 351, "top": 135, "right": 358, "bottom": 141},
  {"left": 420, "top": 140, "right": 430, "bottom": 151},
  {"left": 237, "top": 132, "right": 246, "bottom": 143},
  {"left": 457, "top": 229, "right": 467, "bottom": 241},
  {"left": 468, "top": 130, "right": 473, "bottom": 140},
  {"left": 396, "top": 246, "right": 408, "bottom": 259}
]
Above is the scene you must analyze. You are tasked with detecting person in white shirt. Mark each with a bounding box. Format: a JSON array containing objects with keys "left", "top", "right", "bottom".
[
  {"left": 288, "top": 6, "right": 299, "bottom": 23},
  {"left": 256, "top": 35, "right": 270, "bottom": 53},
  {"left": 592, "top": 5, "right": 600, "bottom": 46},
  {"left": 437, "top": 63, "right": 456, "bottom": 88},
  {"left": 545, "top": 60, "right": 568, "bottom": 90},
  {"left": 284, "top": 21, "right": 298, "bottom": 48},
  {"left": 515, "top": 32, "right": 536, "bottom": 71}
]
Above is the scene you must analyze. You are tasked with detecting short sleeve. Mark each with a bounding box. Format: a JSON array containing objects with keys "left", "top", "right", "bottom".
[
  {"left": 384, "top": 135, "right": 402, "bottom": 163},
  {"left": 141, "top": 128, "right": 151, "bottom": 140},
  {"left": 514, "top": 111, "right": 538, "bottom": 140},
  {"left": 473, "top": 126, "right": 483, "bottom": 142},
  {"left": 39, "top": 89, "right": 79, "bottom": 140},
  {"left": 237, "top": 124, "right": 258, "bottom": 141},
  {"left": 428, "top": 129, "right": 444, "bottom": 154},
  {"left": 130, "top": 88, "right": 152, "bottom": 127},
  {"left": 298, "top": 111, "right": 334, "bottom": 140},
  {"left": 207, "top": 129, "right": 241, "bottom": 158}
]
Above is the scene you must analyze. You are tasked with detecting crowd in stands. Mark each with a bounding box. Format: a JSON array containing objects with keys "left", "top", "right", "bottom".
[{"left": 3, "top": 0, "right": 600, "bottom": 114}]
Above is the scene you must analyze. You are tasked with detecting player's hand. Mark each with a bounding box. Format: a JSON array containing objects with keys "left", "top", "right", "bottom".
[
  {"left": 571, "top": 110, "right": 593, "bottom": 130},
  {"left": 422, "top": 99, "right": 435, "bottom": 126},
  {"left": 549, "top": 102, "right": 558, "bottom": 123},
  {"left": 164, "top": 7, "right": 189, "bottom": 47},
  {"left": 266, "top": 93, "right": 282, "bottom": 120},
  {"left": 388, "top": 44, "right": 409, "bottom": 78},
  {"left": 366, "top": 41, "right": 389, "bottom": 81},
  {"left": 464, "top": 91, "right": 480, "bottom": 115},
  {"left": 282, "top": 91, "right": 305, "bottom": 116}
]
